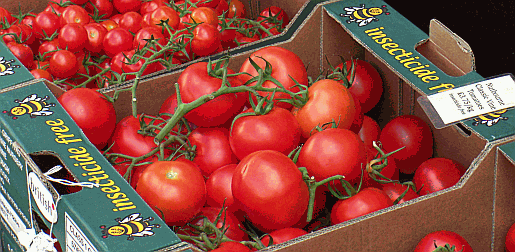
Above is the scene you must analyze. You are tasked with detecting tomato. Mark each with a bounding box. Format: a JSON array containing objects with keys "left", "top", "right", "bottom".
[
  {"left": 102, "top": 27, "right": 134, "bottom": 57},
  {"left": 360, "top": 146, "right": 399, "bottom": 188},
  {"left": 136, "top": 160, "right": 206, "bottom": 226},
  {"left": 186, "top": 206, "right": 248, "bottom": 241},
  {"left": 232, "top": 150, "right": 309, "bottom": 232},
  {"left": 292, "top": 79, "right": 357, "bottom": 139},
  {"left": 257, "top": 6, "right": 289, "bottom": 36},
  {"left": 112, "top": 0, "right": 142, "bottom": 14},
  {"left": 177, "top": 61, "right": 246, "bottom": 127},
  {"left": 218, "top": 18, "right": 237, "bottom": 49},
  {"left": 149, "top": 6, "right": 180, "bottom": 31},
  {"left": 358, "top": 115, "right": 381, "bottom": 149},
  {"left": 336, "top": 59, "right": 383, "bottom": 113},
  {"left": 133, "top": 26, "right": 166, "bottom": 53},
  {"left": 6, "top": 42, "right": 35, "bottom": 70},
  {"left": 215, "top": 0, "right": 229, "bottom": 16},
  {"left": 31, "top": 69, "right": 53, "bottom": 82},
  {"left": 190, "top": 7, "right": 219, "bottom": 27},
  {"left": 0, "top": 7, "right": 13, "bottom": 25},
  {"left": 239, "top": 46, "right": 307, "bottom": 109},
  {"left": 108, "top": 114, "right": 161, "bottom": 157},
  {"left": 381, "top": 182, "right": 418, "bottom": 204},
  {"left": 229, "top": 106, "right": 301, "bottom": 160},
  {"left": 415, "top": 230, "right": 473, "bottom": 252},
  {"left": 261, "top": 228, "right": 307, "bottom": 247},
  {"left": 227, "top": 0, "right": 245, "bottom": 18},
  {"left": 44, "top": 2, "right": 64, "bottom": 16},
  {"left": 84, "top": 23, "right": 108, "bottom": 54},
  {"left": 119, "top": 11, "right": 143, "bottom": 34},
  {"left": 205, "top": 164, "right": 237, "bottom": 209},
  {"left": 212, "top": 242, "right": 252, "bottom": 252},
  {"left": 191, "top": 23, "right": 221, "bottom": 57},
  {"left": 4, "top": 24, "right": 35, "bottom": 45},
  {"left": 379, "top": 115, "right": 433, "bottom": 174},
  {"left": 100, "top": 19, "right": 118, "bottom": 31},
  {"left": 59, "top": 23, "right": 88, "bottom": 53},
  {"left": 330, "top": 187, "right": 392, "bottom": 224},
  {"left": 191, "top": 0, "right": 220, "bottom": 8},
  {"left": 140, "top": 0, "right": 165, "bottom": 15},
  {"left": 33, "top": 11, "right": 60, "bottom": 39},
  {"left": 48, "top": 49, "right": 78, "bottom": 79},
  {"left": 188, "top": 127, "right": 237, "bottom": 176},
  {"left": 58, "top": 88, "right": 116, "bottom": 149},
  {"left": 506, "top": 222, "right": 515, "bottom": 252},
  {"left": 85, "top": 0, "right": 114, "bottom": 19},
  {"left": 297, "top": 128, "right": 366, "bottom": 183},
  {"left": 60, "top": 5, "right": 91, "bottom": 26},
  {"left": 413, "top": 157, "right": 464, "bottom": 196},
  {"left": 120, "top": 49, "right": 159, "bottom": 80}
]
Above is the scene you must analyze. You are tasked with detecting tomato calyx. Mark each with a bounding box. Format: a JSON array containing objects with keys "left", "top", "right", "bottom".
[{"left": 431, "top": 241, "right": 465, "bottom": 252}]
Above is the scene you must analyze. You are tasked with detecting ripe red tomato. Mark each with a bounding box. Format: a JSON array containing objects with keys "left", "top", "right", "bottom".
[
  {"left": 358, "top": 115, "right": 381, "bottom": 149},
  {"left": 38, "top": 39, "right": 60, "bottom": 61},
  {"left": 58, "top": 88, "right": 116, "bottom": 150},
  {"left": 414, "top": 230, "right": 473, "bottom": 252},
  {"left": 31, "top": 69, "right": 53, "bottom": 82},
  {"left": 149, "top": 6, "right": 180, "bottom": 31},
  {"left": 292, "top": 79, "right": 357, "bottom": 139},
  {"left": 85, "top": 0, "right": 114, "bottom": 19},
  {"left": 107, "top": 114, "right": 162, "bottom": 158},
  {"left": 33, "top": 11, "right": 60, "bottom": 39},
  {"left": 257, "top": 6, "right": 289, "bottom": 36},
  {"left": 229, "top": 106, "right": 301, "bottom": 160},
  {"left": 119, "top": 11, "right": 143, "bottom": 34},
  {"left": 191, "top": 23, "right": 222, "bottom": 57},
  {"left": 227, "top": 0, "right": 245, "bottom": 18},
  {"left": 101, "top": 19, "right": 118, "bottom": 31},
  {"left": 188, "top": 127, "right": 238, "bottom": 176},
  {"left": 0, "top": 7, "right": 13, "bottom": 25},
  {"left": 330, "top": 187, "right": 392, "bottom": 224},
  {"left": 84, "top": 23, "right": 108, "bottom": 54},
  {"left": 190, "top": 7, "right": 219, "bottom": 27},
  {"left": 59, "top": 23, "right": 88, "bottom": 53},
  {"left": 119, "top": 49, "right": 159, "bottom": 80},
  {"left": 112, "top": 0, "right": 142, "bottom": 14},
  {"left": 205, "top": 164, "right": 237, "bottom": 209},
  {"left": 6, "top": 42, "right": 35, "bottom": 70},
  {"left": 215, "top": 0, "right": 229, "bottom": 16},
  {"left": 232, "top": 150, "right": 309, "bottom": 232},
  {"left": 413, "top": 157, "right": 464, "bottom": 196},
  {"left": 136, "top": 160, "right": 206, "bottom": 226},
  {"left": 177, "top": 62, "right": 246, "bottom": 127},
  {"left": 379, "top": 115, "right": 433, "bottom": 174},
  {"left": 360, "top": 146, "right": 399, "bottom": 188},
  {"left": 60, "top": 5, "right": 90, "bottom": 26},
  {"left": 337, "top": 59, "right": 383, "bottom": 113},
  {"left": 3, "top": 24, "right": 35, "bottom": 45},
  {"left": 133, "top": 26, "right": 166, "bottom": 52},
  {"left": 191, "top": 0, "right": 220, "bottom": 8},
  {"left": 381, "top": 182, "right": 418, "bottom": 204},
  {"left": 187, "top": 206, "right": 248, "bottom": 241},
  {"left": 506, "top": 222, "right": 515, "bottom": 252},
  {"left": 48, "top": 49, "right": 78, "bottom": 79},
  {"left": 102, "top": 27, "right": 134, "bottom": 57},
  {"left": 212, "top": 242, "right": 252, "bottom": 252},
  {"left": 261, "top": 228, "right": 307, "bottom": 247},
  {"left": 140, "top": 0, "right": 165, "bottom": 15},
  {"left": 297, "top": 128, "right": 366, "bottom": 183},
  {"left": 239, "top": 46, "right": 307, "bottom": 109}
]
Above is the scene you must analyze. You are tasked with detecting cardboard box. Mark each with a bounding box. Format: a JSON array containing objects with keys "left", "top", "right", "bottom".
[{"left": 1, "top": 0, "right": 515, "bottom": 251}]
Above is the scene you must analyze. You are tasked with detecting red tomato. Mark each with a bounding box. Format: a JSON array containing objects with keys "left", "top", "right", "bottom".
[
  {"left": 112, "top": 0, "right": 142, "bottom": 14},
  {"left": 44, "top": 2, "right": 64, "bottom": 15},
  {"left": 232, "top": 150, "right": 309, "bottom": 232},
  {"left": 191, "top": 23, "right": 221, "bottom": 57},
  {"left": 133, "top": 26, "right": 166, "bottom": 52},
  {"left": 140, "top": 0, "right": 165, "bottom": 15},
  {"left": 381, "top": 182, "right": 419, "bottom": 204},
  {"left": 506, "top": 222, "right": 515, "bottom": 252},
  {"left": 297, "top": 128, "right": 366, "bottom": 183},
  {"left": 85, "top": 0, "right": 114, "bottom": 19},
  {"left": 205, "top": 164, "right": 237, "bottom": 208},
  {"left": 239, "top": 46, "right": 307, "bottom": 110},
  {"left": 60, "top": 5, "right": 90, "bottom": 26},
  {"left": 186, "top": 206, "right": 248, "bottom": 241},
  {"left": 358, "top": 115, "right": 381, "bottom": 149},
  {"left": 190, "top": 7, "right": 219, "bottom": 27},
  {"left": 119, "top": 49, "right": 159, "bottom": 80},
  {"left": 6, "top": 42, "right": 35, "bottom": 70},
  {"left": 359, "top": 146, "right": 399, "bottom": 188},
  {"left": 337, "top": 59, "right": 383, "bottom": 113},
  {"left": 261, "top": 228, "right": 307, "bottom": 247},
  {"left": 227, "top": 0, "right": 245, "bottom": 18},
  {"left": 415, "top": 230, "right": 473, "bottom": 252},
  {"left": 188, "top": 127, "right": 237, "bottom": 176},
  {"left": 108, "top": 114, "right": 161, "bottom": 158},
  {"left": 101, "top": 19, "right": 118, "bottom": 31},
  {"left": 292, "top": 79, "right": 357, "bottom": 139},
  {"left": 177, "top": 61, "right": 246, "bottom": 127},
  {"left": 38, "top": 39, "right": 59, "bottom": 61},
  {"left": 413, "top": 157, "right": 464, "bottom": 196},
  {"left": 0, "top": 7, "right": 13, "bottom": 25},
  {"left": 149, "top": 6, "right": 180, "bottom": 31},
  {"left": 103, "top": 27, "right": 134, "bottom": 57},
  {"left": 348, "top": 92, "right": 364, "bottom": 134},
  {"left": 119, "top": 11, "right": 143, "bottom": 34},
  {"left": 330, "top": 187, "right": 392, "bottom": 224},
  {"left": 48, "top": 49, "right": 78, "bottom": 79},
  {"left": 136, "top": 160, "right": 206, "bottom": 226},
  {"left": 31, "top": 69, "right": 53, "bottom": 82},
  {"left": 229, "top": 107, "right": 301, "bottom": 160},
  {"left": 379, "top": 115, "right": 433, "bottom": 174},
  {"left": 212, "top": 242, "right": 252, "bottom": 252},
  {"left": 215, "top": 0, "right": 229, "bottom": 16},
  {"left": 191, "top": 0, "right": 220, "bottom": 8},
  {"left": 257, "top": 6, "right": 289, "bottom": 36},
  {"left": 59, "top": 23, "right": 88, "bottom": 53},
  {"left": 33, "top": 11, "right": 60, "bottom": 39},
  {"left": 58, "top": 88, "right": 116, "bottom": 149},
  {"left": 4, "top": 24, "right": 35, "bottom": 45},
  {"left": 84, "top": 23, "right": 108, "bottom": 54}
]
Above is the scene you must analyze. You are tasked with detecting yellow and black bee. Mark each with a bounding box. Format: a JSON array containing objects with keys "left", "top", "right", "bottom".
[
  {"left": 472, "top": 109, "right": 509, "bottom": 127},
  {"left": 100, "top": 213, "right": 160, "bottom": 241},
  {"left": 3, "top": 94, "right": 55, "bottom": 120},
  {"left": 340, "top": 4, "right": 389, "bottom": 27},
  {"left": 0, "top": 56, "right": 19, "bottom": 76}
]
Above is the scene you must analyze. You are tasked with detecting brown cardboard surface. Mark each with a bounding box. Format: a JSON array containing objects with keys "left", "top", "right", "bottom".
[{"left": 493, "top": 141, "right": 515, "bottom": 252}]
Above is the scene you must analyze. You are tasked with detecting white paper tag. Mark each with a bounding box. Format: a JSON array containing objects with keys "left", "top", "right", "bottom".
[
  {"left": 424, "top": 74, "right": 515, "bottom": 127},
  {"left": 28, "top": 172, "right": 58, "bottom": 223}
]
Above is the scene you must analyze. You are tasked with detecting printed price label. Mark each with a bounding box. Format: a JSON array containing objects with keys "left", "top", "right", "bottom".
[
  {"left": 65, "top": 212, "right": 98, "bottom": 252},
  {"left": 421, "top": 74, "right": 515, "bottom": 128}
]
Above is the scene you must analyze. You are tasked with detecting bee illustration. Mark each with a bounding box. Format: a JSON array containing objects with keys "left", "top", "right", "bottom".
[
  {"left": 472, "top": 109, "right": 509, "bottom": 127},
  {"left": 0, "top": 56, "right": 20, "bottom": 76},
  {"left": 100, "top": 213, "right": 160, "bottom": 241},
  {"left": 340, "top": 4, "right": 389, "bottom": 26},
  {"left": 3, "top": 94, "right": 55, "bottom": 119}
]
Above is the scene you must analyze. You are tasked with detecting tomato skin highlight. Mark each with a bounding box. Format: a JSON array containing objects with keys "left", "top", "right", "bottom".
[
  {"left": 232, "top": 150, "right": 309, "bottom": 232},
  {"left": 136, "top": 160, "right": 206, "bottom": 226}
]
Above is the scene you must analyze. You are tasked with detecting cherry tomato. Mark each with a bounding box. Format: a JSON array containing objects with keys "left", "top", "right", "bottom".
[
  {"left": 359, "top": 146, "right": 399, "bottom": 188},
  {"left": 292, "top": 79, "right": 357, "bottom": 139},
  {"left": 358, "top": 115, "right": 381, "bottom": 149},
  {"left": 506, "top": 222, "right": 515, "bottom": 252},
  {"left": 33, "top": 11, "right": 60, "bottom": 39},
  {"left": 133, "top": 26, "right": 166, "bottom": 52},
  {"left": 38, "top": 39, "right": 59, "bottom": 61},
  {"left": 414, "top": 230, "right": 473, "bottom": 252},
  {"left": 59, "top": 23, "right": 88, "bottom": 53},
  {"left": 191, "top": 0, "right": 220, "bottom": 8},
  {"left": 108, "top": 114, "right": 161, "bottom": 158},
  {"left": 0, "top": 7, "right": 13, "bottom": 25},
  {"left": 119, "top": 11, "right": 143, "bottom": 34},
  {"left": 6, "top": 42, "right": 35, "bottom": 70},
  {"left": 58, "top": 88, "right": 116, "bottom": 150},
  {"left": 205, "top": 164, "right": 237, "bottom": 209},
  {"left": 331, "top": 187, "right": 392, "bottom": 224},
  {"left": 100, "top": 19, "right": 118, "bottom": 31},
  {"left": 239, "top": 46, "right": 308, "bottom": 109},
  {"left": 4, "top": 24, "right": 35, "bottom": 45},
  {"left": 379, "top": 115, "right": 433, "bottom": 174},
  {"left": 140, "top": 0, "right": 165, "bottom": 15},
  {"left": 381, "top": 182, "right": 418, "bottom": 204},
  {"left": 30, "top": 69, "right": 53, "bottom": 82},
  {"left": 229, "top": 106, "right": 301, "bottom": 160},
  {"left": 191, "top": 23, "right": 221, "bottom": 57},
  {"left": 413, "top": 157, "right": 464, "bottom": 196},
  {"left": 112, "top": 0, "right": 142, "bottom": 14},
  {"left": 149, "top": 6, "right": 180, "bottom": 31},
  {"left": 227, "top": 0, "right": 245, "bottom": 18},
  {"left": 212, "top": 242, "right": 252, "bottom": 252},
  {"left": 85, "top": 0, "right": 114, "bottom": 19},
  {"left": 136, "top": 160, "right": 206, "bottom": 226},
  {"left": 232, "top": 150, "right": 309, "bottom": 232},
  {"left": 84, "top": 23, "right": 108, "bottom": 54},
  {"left": 102, "top": 27, "right": 134, "bottom": 57},
  {"left": 261, "top": 228, "right": 308, "bottom": 247},
  {"left": 60, "top": 5, "right": 90, "bottom": 26},
  {"left": 257, "top": 6, "right": 289, "bottom": 36},
  {"left": 190, "top": 7, "right": 219, "bottom": 27},
  {"left": 215, "top": 0, "right": 229, "bottom": 16},
  {"left": 48, "top": 49, "right": 78, "bottom": 79}
]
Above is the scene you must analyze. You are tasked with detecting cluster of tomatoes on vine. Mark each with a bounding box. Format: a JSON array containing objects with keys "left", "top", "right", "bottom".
[{"left": 0, "top": 0, "right": 289, "bottom": 89}]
